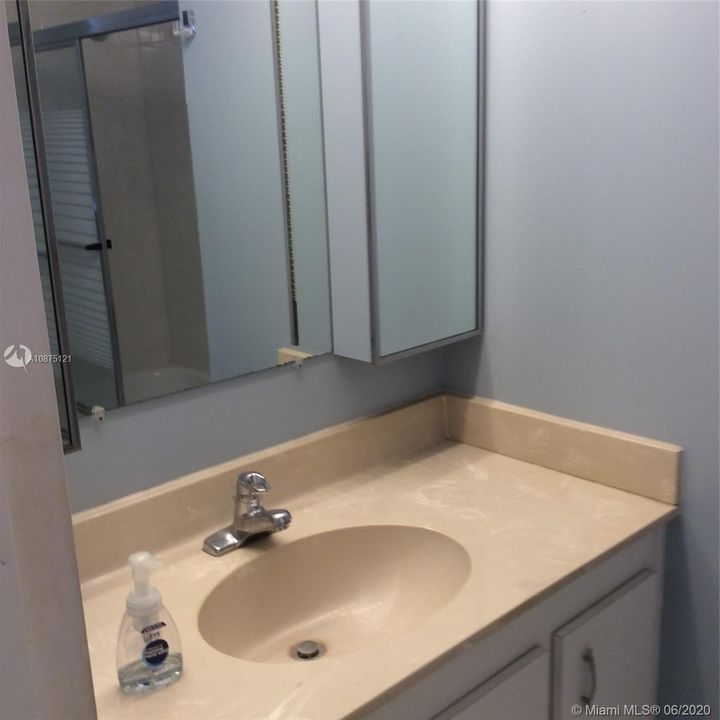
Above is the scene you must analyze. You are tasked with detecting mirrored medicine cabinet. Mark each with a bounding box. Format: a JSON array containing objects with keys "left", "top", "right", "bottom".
[{"left": 5, "top": 0, "right": 484, "bottom": 452}]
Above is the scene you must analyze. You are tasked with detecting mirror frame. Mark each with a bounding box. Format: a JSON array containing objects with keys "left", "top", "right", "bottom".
[{"left": 13, "top": 0, "right": 81, "bottom": 451}]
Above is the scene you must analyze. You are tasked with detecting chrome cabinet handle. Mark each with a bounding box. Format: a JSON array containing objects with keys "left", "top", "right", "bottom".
[{"left": 581, "top": 648, "right": 597, "bottom": 705}]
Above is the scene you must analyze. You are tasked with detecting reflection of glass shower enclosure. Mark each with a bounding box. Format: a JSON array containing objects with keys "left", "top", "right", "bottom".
[
  {"left": 81, "top": 22, "right": 209, "bottom": 405},
  {"left": 34, "top": 42, "right": 123, "bottom": 411},
  {"left": 16, "top": 1, "right": 208, "bottom": 410}
]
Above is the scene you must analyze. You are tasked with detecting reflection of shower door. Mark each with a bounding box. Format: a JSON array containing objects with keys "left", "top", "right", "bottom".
[
  {"left": 34, "top": 42, "right": 124, "bottom": 410},
  {"left": 80, "top": 20, "right": 210, "bottom": 405}
]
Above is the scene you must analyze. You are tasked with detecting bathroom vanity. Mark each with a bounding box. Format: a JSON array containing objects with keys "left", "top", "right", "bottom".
[
  {"left": 364, "top": 528, "right": 663, "bottom": 720},
  {"left": 73, "top": 394, "right": 679, "bottom": 720}
]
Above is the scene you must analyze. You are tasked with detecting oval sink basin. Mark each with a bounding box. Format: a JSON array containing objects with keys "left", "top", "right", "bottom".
[{"left": 198, "top": 525, "right": 470, "bottom": 663}]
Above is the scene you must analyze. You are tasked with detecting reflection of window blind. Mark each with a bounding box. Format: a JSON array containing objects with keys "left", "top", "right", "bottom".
[
  {"left": 20, "top": 109, "right": 114, "bottom": 369},
  {"left": 20, "top": 110, "right": 58, "bottom": 354}
]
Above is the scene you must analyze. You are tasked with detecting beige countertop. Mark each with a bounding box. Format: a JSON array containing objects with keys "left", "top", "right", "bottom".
[{"left": 81, "top": 432, "right": 676, "bottom": 720}]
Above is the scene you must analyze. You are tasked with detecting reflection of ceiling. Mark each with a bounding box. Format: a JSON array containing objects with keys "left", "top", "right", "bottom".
[{"left": 29, "top": 1, "right": 155, "bottom": 31}]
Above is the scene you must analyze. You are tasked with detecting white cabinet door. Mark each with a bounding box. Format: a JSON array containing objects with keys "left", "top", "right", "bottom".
[
  {"left": 552, "top": 570, "right": 660, "bottom": 720},
  {"left": 432, "top": 646, "right": 550, "bottom": 720}
]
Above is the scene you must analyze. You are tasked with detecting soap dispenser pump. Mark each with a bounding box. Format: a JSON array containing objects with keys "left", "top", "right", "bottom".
[{"left": 116, "top": 551, "right": 183, "bottom": 693}]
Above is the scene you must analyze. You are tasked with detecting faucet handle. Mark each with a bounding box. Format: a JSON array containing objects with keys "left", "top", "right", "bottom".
[{"left": 237, "top": 471, "right": 270, "bottom": 495}]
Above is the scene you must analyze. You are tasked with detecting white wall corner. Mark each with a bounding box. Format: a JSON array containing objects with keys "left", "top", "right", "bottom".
[{"left": 0, "top": 4, "right": 96, "bottom": 717}]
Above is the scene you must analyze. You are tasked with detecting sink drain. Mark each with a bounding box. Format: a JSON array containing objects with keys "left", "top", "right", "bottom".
[{"left": 291, "top": 640, "right": 325, "bottom": 661}]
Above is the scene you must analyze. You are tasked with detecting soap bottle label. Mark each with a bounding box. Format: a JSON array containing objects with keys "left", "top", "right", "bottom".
[
  {"left": 141, "top": 621, "right": 168, "bottom": 666},
  {"left": 143, "top": 639, "right": 169, "bottom": 666}
]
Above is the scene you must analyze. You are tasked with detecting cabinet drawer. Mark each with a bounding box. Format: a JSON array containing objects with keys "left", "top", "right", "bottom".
[
  {"left": 552, "top": 570, "right": 660, "bottom": 720},
  {"left": 432, "top": 646, "right": 550, "bottom": 720}
]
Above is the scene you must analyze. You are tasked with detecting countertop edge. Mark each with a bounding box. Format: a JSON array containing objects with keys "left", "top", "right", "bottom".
[{"left": 344, "top": 507, "right": 676, "bottom": 720}]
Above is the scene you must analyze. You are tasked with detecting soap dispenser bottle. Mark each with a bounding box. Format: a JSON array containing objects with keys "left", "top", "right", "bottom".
[{"left": 116, "top": 551, "right": 183, "bottom": 693}]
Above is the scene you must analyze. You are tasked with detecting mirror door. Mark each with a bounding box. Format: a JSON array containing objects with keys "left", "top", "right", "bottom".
[{"left": 7, "top": 0, "right": 333, "bottom": 434}]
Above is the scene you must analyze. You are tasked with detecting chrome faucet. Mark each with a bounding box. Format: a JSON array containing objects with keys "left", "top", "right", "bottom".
[{"left": 202, "top": 472, "right": 292, "bottom": 556}]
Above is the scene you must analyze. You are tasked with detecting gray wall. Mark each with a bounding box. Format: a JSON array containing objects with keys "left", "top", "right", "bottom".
[
  {"left": 64, "top": 351, "right": 444, "bottom": 511},
  {"left": 445, "top": 0, "right": 719, "bottom": 707}
]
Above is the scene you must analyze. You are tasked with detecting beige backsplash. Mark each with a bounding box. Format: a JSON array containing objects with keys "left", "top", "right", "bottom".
[
  {"left": 72, "top": 394, "right": 447, "bottom": 581},
  {"left": 446, "top": 394, "right": 681, "bottom": 505},
  {"left": 72, "top": 393, "right": 680, "bottom": 582}
]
